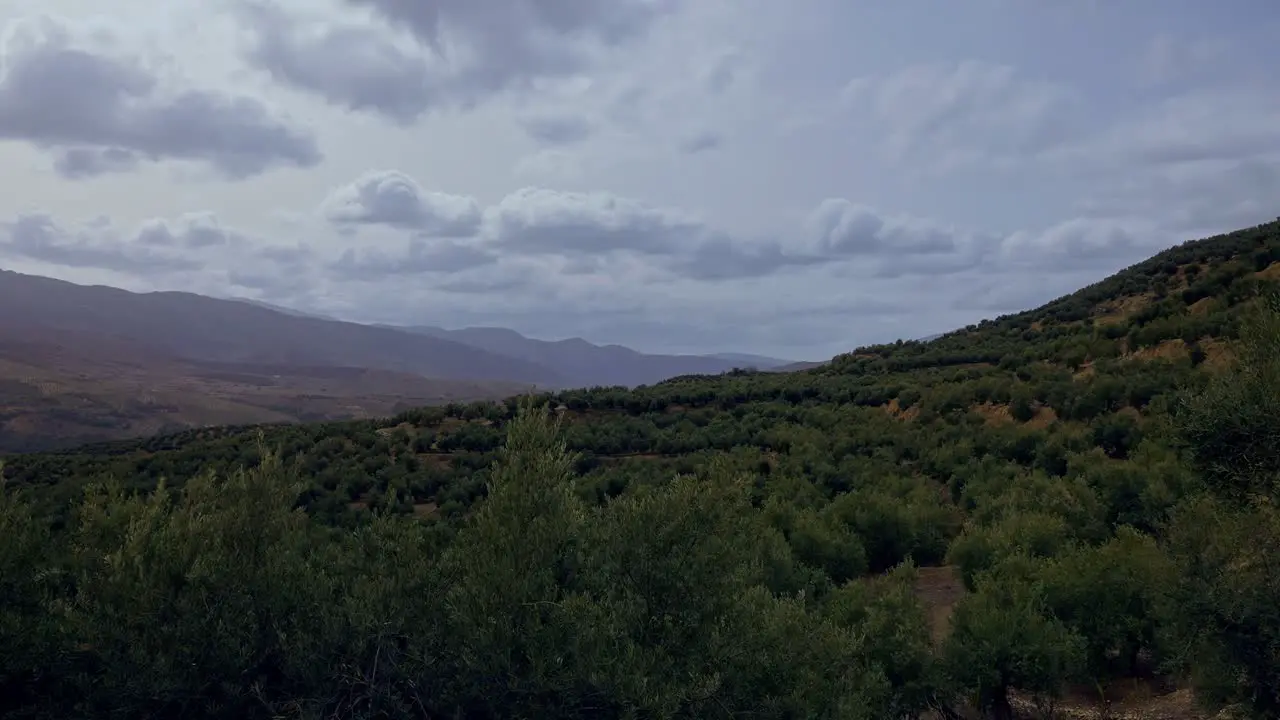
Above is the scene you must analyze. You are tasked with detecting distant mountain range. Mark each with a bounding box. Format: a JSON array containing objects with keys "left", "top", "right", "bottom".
[
  {"left": 0, "top": 268, "right": 806, "bottom": 450},
  {"left": 707, "top": 352, "right": 797, "bottom": 367},
  {"left": 382, "top": 324, "right": 796, "bottom": 388},
  {"left": 230, "top": 298, "right": 800, "bottom": 384}
]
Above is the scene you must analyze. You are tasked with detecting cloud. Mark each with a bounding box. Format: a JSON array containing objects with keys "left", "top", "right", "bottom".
[
  {"left": 330, "top": 240, "right": 495, "bottom": 279},
  {"left": 483, "top": 186, "right": 705, "bottom": 256},
  {"left": 1065, "top": 88, "right": 1280, "bottom": 171},
  {"left": 698, "top": 49, "right": 738, "bottom": 95},
  {"left": 0, "top": 16, "right": 321, "bottom": 179},
  {"left": 678, "top": 130, "right": 721, "bottom": 154},
  {"left": 838, "top": 60, "right": 1079, "bottom": 170},
  {"left": 235, "top": 0, "right": 678, "bottom": 122},
  {"left": 999, "top": 216, "right": 1162, "bottom": 271},
  {"left": 0, "top": 210, "right": 318, "bottom": 288},
  {"left": 2, "top": 212, "right": 202, "bottom": 274},
  {"left": 310, "top": 171, "right": 1018, "bottom": 284},
  {"left": 518, "top": 112, "right": 593, "bottom": 145},
  {"left": 953, "top": 269, "right": 1102, "bottom": 316},
  {"left": 345, "top": 0, "right": 676, "bottom": 82},
  {"left": 673, "top": 234, "right": 823, "bottom": 280},
  {"left": 135, "top": 212, "right": 247, "bottom": 249},
  {"left": 236, "top": 2, "right": 438, "bottom": 125},
  {"left": 309, "top": 169, "right": 1040, "bottom": 286},
  {"left": 800, "top": 199, "right": 997, "bottom": 279},
  {"left": 51, "top": 146, "right": 140, "bottom": 178},
  {"left": 1138, "top": 33, "right": 1230, "bottom": 89},
  {"left": 225, "top": 241, "right": 319, "bottom": 299},
  {"left": 808, "top": 199, "right": 957, "bottom": 256},
  {"left": 321, "top": 170, "right": 483, "bottom": 236},
  {"left": 1059, "top": 85, "right": 1280, "bottom": 236}
]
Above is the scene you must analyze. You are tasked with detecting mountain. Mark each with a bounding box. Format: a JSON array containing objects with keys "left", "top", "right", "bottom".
[
  {"left": 0, "top": 269, "right": 562, "bottom": 451},
  {"left": 389, "top": 324, "right": 753, "bottom": 388},
  {"left": 0, "top": 269, "right": 814, "bottom": 451},
  {"left": 0, "top": 320, "right": 532, "bottom": 453},
  {"left": 706, "top": 352, "right": 796, "bottom": 368},
  {"left": 0, "top": 269, "right": 562, "bottom": 386},
  {"left": 8, "top": 221, "right": 1279, "bottom": 718},
  {"left": 771, "top": 359, "right": 828, "bottom": 372},
  {"left": 230, "top": 301, "right": 800, "bottom": 381},
  {"left": 227, "top": 297, "right": 340, "bottom": 321}
]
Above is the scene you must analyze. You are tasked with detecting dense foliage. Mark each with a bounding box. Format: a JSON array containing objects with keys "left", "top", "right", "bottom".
[{"left": 2, "top": 220, "right": 1280, "bottom": 718}]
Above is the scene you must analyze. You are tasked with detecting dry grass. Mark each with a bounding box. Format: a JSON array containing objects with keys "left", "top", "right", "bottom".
[
  {"left": 1026, "top": 406, "right": 1059, "bottom": 429},
  {"left": 1127, "top": 339, "right": 1189, "bottom": 362},
  {"left": 1198, "top": 338, "right": 1234, "bottom": 369},
  {"left": 972, "top": 402, "right": 1015, "bottom": 426},
  {"left": 1117, "top": 406, "right": 1143, "bottom": 421},
  {"left": 0, "top": 339, "right": 522, "bottom": 452},
  {"left": 1173, "top": 263, "right": 1203, "bottom": 289},
  {"left": 912, "top": 565, "right": 965, "bottom": 646},
  {"left": 1188, "top": 297, "right": 1216, "bottom": 315},
  {"left": 376, "top": 422, "right": 415, "bottom": 437},
  {"left": 1094, "top": 294, "right": 1154, "bottom": 326},
  {"left": 884, "top": 397, "right": 921, "bottom": 421},
  {"left": 1006, "top": 686, "right": 1208, "bottom": 720},
  {"left": 1254, "top": 260, "right": 1280, "bottom": 281},
  {"left": 415, "top": 453, "right": 454, "bottom": 469}
]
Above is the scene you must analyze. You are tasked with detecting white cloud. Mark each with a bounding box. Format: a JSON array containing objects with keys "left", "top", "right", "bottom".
[
  {"left": 482, "top": 186, "right": 704, "bottom": 255},
  {"left": 836, "top": 60, "right": 1081, "bottom": 172},
  {"left": 0, "top": 15, "right": 320, "bottom": 179},
  {"left": 321, "top": 170, "right": 483, "bottom": 236},
  {"left": 234, "top": 0, "right": 679, "bottom": 122}
]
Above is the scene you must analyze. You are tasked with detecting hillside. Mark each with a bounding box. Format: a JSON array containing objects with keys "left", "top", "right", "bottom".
[
  {"left": 3, "top": 220, "right": 1280, "bottom": 718},
  {"left": 706, "top": 352, "right": 795, "bottom": 368},
  {"left": 0, "top": 269, "right": 562, "bottom": 385},
  {"left": 0, "top": 323, "right": 530, "bottom": 452}
]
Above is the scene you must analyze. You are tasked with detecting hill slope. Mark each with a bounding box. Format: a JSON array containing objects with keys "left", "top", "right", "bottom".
[
  {"left": 0, "top": 269, "right": 562, "bottom": 385},
  {"left": 0, "top": 323, "right": 530, "bottom": 452},
  {"left": 706, "top": 351, "right": 796, "bottom": 368}
]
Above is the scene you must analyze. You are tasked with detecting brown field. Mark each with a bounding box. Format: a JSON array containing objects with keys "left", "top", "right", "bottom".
[{"left": 0, "top": 331, "right": 528, "bottom": 453}]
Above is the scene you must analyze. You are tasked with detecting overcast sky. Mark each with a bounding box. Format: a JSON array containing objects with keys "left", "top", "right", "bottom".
[{"left": 1, "top": 1, "right": 1277, "bottom": 360}]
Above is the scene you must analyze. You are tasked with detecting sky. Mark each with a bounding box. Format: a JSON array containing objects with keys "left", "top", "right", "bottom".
[{"left": 1, "top": 1, "right": 1278, "bottom": 361}]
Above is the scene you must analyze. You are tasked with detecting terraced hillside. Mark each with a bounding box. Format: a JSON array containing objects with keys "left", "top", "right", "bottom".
[{"left": 3, "top": 220, "right": 1279, "bottom": 719}]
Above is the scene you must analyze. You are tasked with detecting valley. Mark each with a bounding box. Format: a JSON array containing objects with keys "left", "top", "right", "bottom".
[{"left": 0, "top": 269, "right": 800, "bottom": 452}]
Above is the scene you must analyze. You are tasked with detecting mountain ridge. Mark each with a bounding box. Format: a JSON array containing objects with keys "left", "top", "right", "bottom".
[
  {"left": 388, "top": 323, "right": 790, "bottom": 388},
  {"left": 0, "top": 268, "right": 807, "bottom": 451},
  {"left": 0, "top": 269, "right": 561, "bottom": 385}
]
